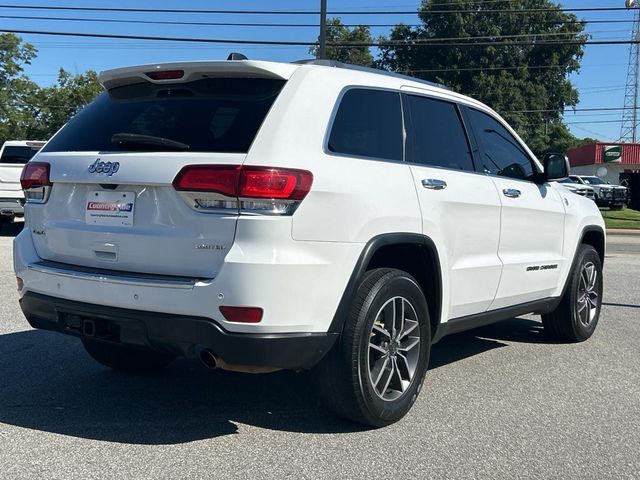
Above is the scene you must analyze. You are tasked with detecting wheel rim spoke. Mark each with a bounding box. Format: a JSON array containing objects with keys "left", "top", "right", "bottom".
[
  {"left": 372, "top": 323, "right": 391, "bottom": 339},
  {"left": 399, "top": 336, "right": 420, "bottom": 353},
  {"left": 380, "top": 361, "right": 394, "bottom": 396},
  {"left": 391, "top": 358, "right": 405, "bottom": 392},
  {"left": 369, "top": 342, "right": 387, "bottom": 355},
  {"left": 399, "top": 319, "right": 418, "bottom": 341},
  {"left": 371, "top": 356, "right": 390, "bottom": 388},
  {"left": 396, "top": 352, "right": 412, "bottom": 378}
]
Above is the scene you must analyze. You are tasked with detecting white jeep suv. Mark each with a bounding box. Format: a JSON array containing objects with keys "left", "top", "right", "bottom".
[{"left": 14, "top": 59, "right": 605, "bottom": 427}]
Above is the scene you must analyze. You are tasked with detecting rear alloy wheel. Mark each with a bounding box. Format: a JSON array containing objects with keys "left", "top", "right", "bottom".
[
  {"left": 314, "top": 268, "right": 431, "bottom": 427},
  {"left": 542, "top": 244, "right": 603, "bottom": 342},
  {"left": 82, "top": 339, "right": 176, "bottom": 373}
]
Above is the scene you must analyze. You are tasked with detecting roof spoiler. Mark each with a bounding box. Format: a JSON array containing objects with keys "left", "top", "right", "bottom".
[{"left": 99, "top": 59, "right": 297, "bottom": 90}]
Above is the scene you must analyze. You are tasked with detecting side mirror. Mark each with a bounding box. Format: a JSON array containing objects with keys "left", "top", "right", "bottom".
[{"left": 542, "top": 152, "right": 570, "bottom": 181}]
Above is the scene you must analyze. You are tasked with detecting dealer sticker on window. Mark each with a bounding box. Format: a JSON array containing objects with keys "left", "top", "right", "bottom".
[{"left": 86, "top": 191, "right": 135, "bottom": 227}]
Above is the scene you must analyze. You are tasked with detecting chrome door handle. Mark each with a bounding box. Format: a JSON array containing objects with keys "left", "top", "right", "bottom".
[
  {"left": 503, "top": 188, "right": 521, "bottom": 198},
  {"left": 421, "top": 179, "right": 447, "bottom": 190}
]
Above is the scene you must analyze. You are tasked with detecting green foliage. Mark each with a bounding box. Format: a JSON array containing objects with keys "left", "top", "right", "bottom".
[
  {"left": 0, "top": 33, "right": 39, "bottom": 143},
  {"left": 310, "top": 18, "right": 374, "bottom": 67},
  {"left": 0, "top": 33, "right": 102, "bottom": 143},
  {"left": 24, "top": 69, "right": 103, "bottom": 140},
  {"left": 375, "top": 0, "right": 592, "bottom": 156}
]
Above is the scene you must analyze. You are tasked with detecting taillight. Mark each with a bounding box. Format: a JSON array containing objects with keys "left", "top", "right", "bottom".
[
  {"left": 240, "top": 167, "right": 313, "bottom": 200},
  {"left": 20, "top": 162, "right": 52, "bottom": 204},
  {"left": 173, "top": 165, "right": 240, "bottom": 196},
  {"left": 219, "top": 306, "right": 263, "bottom": 323},
  {"left": 173, "top": 165, "right": 313, "bottom": 215}
]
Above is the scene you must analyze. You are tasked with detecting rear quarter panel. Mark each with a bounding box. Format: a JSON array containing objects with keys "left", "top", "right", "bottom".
[{"left": 247, "top": 67, "right": 422, "bottom": 243}]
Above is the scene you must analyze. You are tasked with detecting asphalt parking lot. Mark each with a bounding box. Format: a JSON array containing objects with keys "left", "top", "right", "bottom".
[{"left": 0, "top": 222, "right": 638, "bottom": 479}]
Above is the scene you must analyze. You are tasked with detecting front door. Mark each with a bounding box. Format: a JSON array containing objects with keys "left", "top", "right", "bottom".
[
  {"left": 402, "top": 92, "right": 503, "bottom": 320},
  {"left": 465, "top": 107, "right": 566, "bottom": 309}
]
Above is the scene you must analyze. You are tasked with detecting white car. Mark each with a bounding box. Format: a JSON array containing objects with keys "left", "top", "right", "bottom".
[
  {"left": 14, "top": 59, "right": 605, "bottom": 427},
  {"left": 0, "top": 141, "right": 45, "bottom": 225},
  {"left": 554, "top": 177, "right": 595, "bottom": 200}
]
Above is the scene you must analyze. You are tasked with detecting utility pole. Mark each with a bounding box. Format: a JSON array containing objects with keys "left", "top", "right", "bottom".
[
  {"left": 621, "top": 0, "right": 640, "bottom": 142},
  {"left": 319, "top": 0, "right": 327, "bottom": 59}
]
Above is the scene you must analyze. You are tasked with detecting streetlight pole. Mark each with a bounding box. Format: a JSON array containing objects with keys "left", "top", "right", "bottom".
[{"left": 319, "top": 0, "right": 327, "bottom": 59}]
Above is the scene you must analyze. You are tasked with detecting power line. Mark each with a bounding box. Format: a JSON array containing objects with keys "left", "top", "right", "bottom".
[
  {"left": 1, "top": 28, "right": 637, "bottom": 47},
  {"left": 1, "top": 17, "right": 622, "bottom": 43},
  {"left": 512, "top": 107, "right": 635, "bottom": 113},
  {"left": 0, "top": 13, "right": 633, "bottom": 29},
  {"left": 563, "top": 120, "right": 622, "bottom": 124},
  {"left": 0, "top": 4, "right": 631, "bottom": 15},
  {"left": 403, "top": 63, "right": 625, "bottom": 73}
]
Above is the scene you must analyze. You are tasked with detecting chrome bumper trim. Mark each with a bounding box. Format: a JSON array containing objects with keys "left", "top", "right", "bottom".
[{"left": 27, "top": 260, "right": 208, "bottom": 289}]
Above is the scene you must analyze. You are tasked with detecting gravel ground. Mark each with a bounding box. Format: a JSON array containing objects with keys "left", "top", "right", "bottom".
[{"left": 0, "top": 222, "right": 638, "bottom": 479}]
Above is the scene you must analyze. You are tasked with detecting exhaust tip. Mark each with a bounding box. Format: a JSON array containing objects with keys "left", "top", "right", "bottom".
[{"left": 199, "top": 349, "right": 218, "bottom": 369}]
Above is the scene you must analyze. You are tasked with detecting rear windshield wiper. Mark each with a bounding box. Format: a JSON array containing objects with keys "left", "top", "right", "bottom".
[{"left": 111, "top": 133, "right": 190, "bottom": 151}]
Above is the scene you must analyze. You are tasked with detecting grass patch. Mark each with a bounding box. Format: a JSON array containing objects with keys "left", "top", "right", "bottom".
[{"left": 601, "top": 207, "right": 640, "bottom": 230}]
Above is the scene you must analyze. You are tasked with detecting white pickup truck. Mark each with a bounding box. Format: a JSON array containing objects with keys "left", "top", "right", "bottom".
[{"left": 0, "top": 141, "right": 46, "bottom": 225}]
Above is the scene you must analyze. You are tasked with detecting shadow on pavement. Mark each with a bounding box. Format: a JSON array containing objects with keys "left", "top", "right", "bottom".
[
  {"left": 0, "top": 317, "right": 549, "bottom": 444},
  {"left": 0, "top": 221, "right": 24, "bottom": 237}
]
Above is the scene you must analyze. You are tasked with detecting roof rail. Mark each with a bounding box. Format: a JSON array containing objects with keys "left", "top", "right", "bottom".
[{"left": 292, "top": 58, "right": 448, "bottom": 90}]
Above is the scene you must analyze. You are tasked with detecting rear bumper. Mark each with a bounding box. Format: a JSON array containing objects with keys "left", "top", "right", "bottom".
[{"left": 20, "top": 291, "right": 338, "bottom": 370}]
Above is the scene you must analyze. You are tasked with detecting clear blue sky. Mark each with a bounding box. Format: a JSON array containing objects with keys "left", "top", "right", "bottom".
[{"left": 1, "top": 0, "right": 632, "bottom": 142}]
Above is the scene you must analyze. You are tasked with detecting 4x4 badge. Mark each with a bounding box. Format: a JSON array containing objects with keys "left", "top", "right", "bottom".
[{"left": 88, "top": 159, "right": 120, "bottom": 176}]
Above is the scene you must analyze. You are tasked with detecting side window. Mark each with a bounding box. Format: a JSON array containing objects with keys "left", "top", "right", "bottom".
[
  {"left": 403, "top": 94, "right": 474, "bottom": 171},
  {"left": 328, "top": 88, "right": 403, "bottom": 161},
  {"left": 468, "top": 108, "right": 536, "bottom": 182}
]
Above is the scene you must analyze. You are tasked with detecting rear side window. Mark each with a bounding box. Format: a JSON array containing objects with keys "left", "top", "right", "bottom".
[
  {"left": 403, "top": 94, "right": 474, "bottom": 171},
  {"left": 467, "top": 108, "right": 536, "bottom": 181},
  {"left": 42, "top": 78, "right": 285, "bottom": 153},
  {"left": 328, "top": 88, "right": 403, "bottom": 161},
  {"left": 0, "top": 146, "right": 40, "bottom": 164}
]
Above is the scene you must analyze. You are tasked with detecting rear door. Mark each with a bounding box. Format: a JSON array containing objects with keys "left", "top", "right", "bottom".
[
  {"left": 28, "top": 77, "right": 285, "bottom": 278},
  {"left": 465, "top": 107, "right": 566, "bottom": 309},
  {"left": 402, "top": 92, "right": 503, "bottom": 319}
]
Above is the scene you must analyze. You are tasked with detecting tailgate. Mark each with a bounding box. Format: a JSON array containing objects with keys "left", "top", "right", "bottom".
[{"left": 28, "top": 152, "right": 243, "bottom": 278}]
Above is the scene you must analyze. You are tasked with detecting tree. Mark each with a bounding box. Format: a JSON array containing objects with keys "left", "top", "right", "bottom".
[
  {"left": 377, "top": 0, "right": 589, "bottom": 155},
  {"left": 0, "top": 33, "right": 39, "bottom": 142},
  {"left": 24, "top": 69, "right": 102, "bottom": 140},
  {"left": 310, "top": 18, "right": 374, "bottom": 66}
]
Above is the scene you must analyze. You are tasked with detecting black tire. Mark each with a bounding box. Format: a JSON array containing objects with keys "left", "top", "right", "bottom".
[
  {"left": 610, "top": 205, "right": 623, "bottom": 211},
  {"left": 82, "top": 339, "right": 176, "bottom": 373},
  {"left": 314, "top": 268, "right": 431, "bottom": 427},
  {"left": 542, "top": 244, "right": 603, "bottom": 342}
]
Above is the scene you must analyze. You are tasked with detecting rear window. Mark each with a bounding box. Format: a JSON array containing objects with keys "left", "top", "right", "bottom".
[
  {"left": 42, "top": 78, "right": 286, "bottom": 153},
  {"left": 0, "top": 146, "right": 41, "bottom": 164},
  {"left": 328, "top": 88, "right": 403, "bottom": 161}
]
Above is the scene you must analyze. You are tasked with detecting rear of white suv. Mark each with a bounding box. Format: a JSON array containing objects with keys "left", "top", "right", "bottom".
[
  {"left": 15, "top": 61, "right": 358, "bottom": 372},
  {"left": 0, "top": 141, "right": 45, "bottom": 225}
]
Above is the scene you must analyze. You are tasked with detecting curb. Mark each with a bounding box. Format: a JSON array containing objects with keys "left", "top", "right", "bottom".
[{"left": 606, "top": 229, "right": 640, "bottom": 236}]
